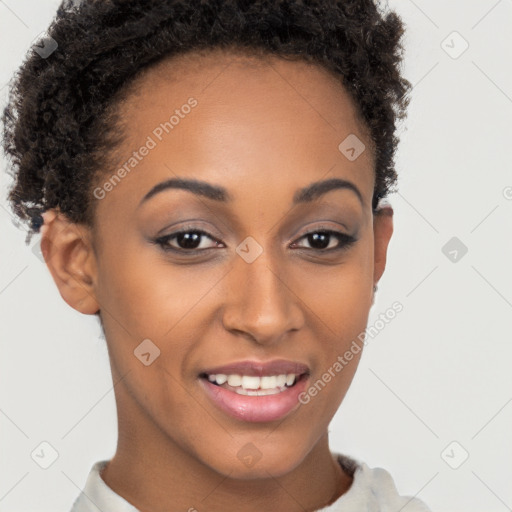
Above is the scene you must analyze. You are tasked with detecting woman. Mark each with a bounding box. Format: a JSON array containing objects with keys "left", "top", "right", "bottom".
[{"left": 2, "top": 0, "right": 430, "bottom": 510}]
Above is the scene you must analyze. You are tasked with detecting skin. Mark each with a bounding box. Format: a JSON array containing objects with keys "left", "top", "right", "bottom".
[{"left": 41, "top": 48, "right": 393, "bottom": 512}]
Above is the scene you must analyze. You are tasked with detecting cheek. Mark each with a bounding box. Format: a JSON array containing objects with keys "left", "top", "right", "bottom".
[
  {"left": 95, "top": 238, "right": 223, "bottom": 332},
  {"left": 299, "top": 243, "right": 374, "bottom": 334},
  {"left": 93, "top": 243, "right": 229, "bottom": 401},
  {"left": 297, "top": 243, "right": 373, "bottom": 398}
]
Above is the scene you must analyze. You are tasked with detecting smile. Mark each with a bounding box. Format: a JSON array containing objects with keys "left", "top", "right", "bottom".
[{"left": 198, "top": 359, "right": 310, "bottom": 422}]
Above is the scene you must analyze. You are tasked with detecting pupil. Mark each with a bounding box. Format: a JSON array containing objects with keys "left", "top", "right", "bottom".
[
  {"left": 309, "top": 232, "right": 329, "bottom": 249},
  {"left": 178, "top": 232, "right": 201, "bottom": 249}
]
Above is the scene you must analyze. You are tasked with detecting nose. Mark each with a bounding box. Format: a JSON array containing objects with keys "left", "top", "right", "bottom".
[{"left": 221, "top": 248, "right": 305, "bottom": 346}]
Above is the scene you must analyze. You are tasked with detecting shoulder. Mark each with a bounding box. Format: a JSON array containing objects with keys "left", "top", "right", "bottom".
[
  {"left": 69, "top": 460, "right": 139, "bottom": 512},
  {"left": 321, "top": 453, "right": 432, "bottom": 512},
  {"left": 359, "top": 462, "right": 432, "bottom": 511}
]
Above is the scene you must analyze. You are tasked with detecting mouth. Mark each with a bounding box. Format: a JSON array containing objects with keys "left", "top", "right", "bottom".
[{"left": 198, "top": 359, "right": 310, "bottom": 422}]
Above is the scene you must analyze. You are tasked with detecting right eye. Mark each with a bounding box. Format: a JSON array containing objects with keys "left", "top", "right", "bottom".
[{"left": 154, "top": 228, "right": 225, "bottom": 253}]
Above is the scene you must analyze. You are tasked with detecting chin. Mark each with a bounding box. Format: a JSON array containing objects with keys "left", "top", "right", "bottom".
[{"left": 201, "top": 440, "right": 310, "bottom": 480}]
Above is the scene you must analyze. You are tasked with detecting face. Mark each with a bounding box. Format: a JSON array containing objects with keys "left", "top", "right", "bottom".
[{"left": 45, "top": 49, "right": 392, "bottom": 480}]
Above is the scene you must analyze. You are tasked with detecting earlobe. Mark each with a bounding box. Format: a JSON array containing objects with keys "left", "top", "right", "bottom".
[
  {"left": 40, "top": 209, "right": 100, "bottom": 315},
  {"left": 372, "top": 205, "right": 394, "bottom": 288}
]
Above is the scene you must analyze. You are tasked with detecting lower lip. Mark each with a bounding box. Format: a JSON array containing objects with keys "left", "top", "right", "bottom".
[{"left": 199, "top": 375, "right": 309, "bottom": 423}]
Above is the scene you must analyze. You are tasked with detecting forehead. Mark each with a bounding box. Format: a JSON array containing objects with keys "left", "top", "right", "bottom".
[{"left": 95, "top": 48, "right": 375, "bottom": 220}]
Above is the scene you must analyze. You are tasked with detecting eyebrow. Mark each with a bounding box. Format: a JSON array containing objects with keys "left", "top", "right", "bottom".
[{"left": 138, "top": 177, "right": 363, "bottom": 207}]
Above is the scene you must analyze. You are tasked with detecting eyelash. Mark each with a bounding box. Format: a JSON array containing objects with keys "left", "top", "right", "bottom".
[{"left": 153, "top": 227, "right": 357, "bottom": 255}]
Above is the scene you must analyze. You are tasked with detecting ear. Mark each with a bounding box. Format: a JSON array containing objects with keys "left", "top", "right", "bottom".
[
  {"left": 41, "top": 209, "right": 100, "bottom": 315},
  {"left": 373, "top": 205, "right": 394, "bottom": 287}
]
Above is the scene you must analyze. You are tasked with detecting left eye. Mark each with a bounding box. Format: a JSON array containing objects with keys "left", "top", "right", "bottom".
[{"left": 291, "top": 230, "right": 356, "bottom": 251}]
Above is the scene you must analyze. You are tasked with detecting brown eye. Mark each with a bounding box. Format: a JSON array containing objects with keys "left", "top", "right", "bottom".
[
  {"left": 155, "top": 229, "right": 224, "bottom": 252},
  {"left": 291, "top": 230, "right": 356, "bottom": 252}
]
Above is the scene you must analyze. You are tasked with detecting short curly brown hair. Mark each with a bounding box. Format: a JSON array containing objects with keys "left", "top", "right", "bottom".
[{"left": 2, "top": 0, "right": 411, "bottom": 244}]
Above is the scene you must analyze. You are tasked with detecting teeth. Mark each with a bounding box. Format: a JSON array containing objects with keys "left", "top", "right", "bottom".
[
  {"left": 227, "top": 375, "right": 242, "bottom": 387},
  {"left": 234, "top": 387, "right": 283, "bottom": 396},
  {"left": 241, "top": 376, "right": 260, "bottom": 389},
  {"left": 206, "top": 373, "right": 299, "bottom": 390},
  {"left": 215, "top": 374, "right": 227, "bottom": 385},
  {"left": 275, "top": 375, "right": 286, "bottom": 387},
  {"left": 261, "top": 376, "right": 277, "bottom": 389}
]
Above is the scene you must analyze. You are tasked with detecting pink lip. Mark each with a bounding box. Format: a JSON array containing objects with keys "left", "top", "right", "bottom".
[
  {"left": 200, "top": 359, "right": 310, "bottom": 377},
  {"left": 199, "top": 373, "right": 309, "bottom": 423}
]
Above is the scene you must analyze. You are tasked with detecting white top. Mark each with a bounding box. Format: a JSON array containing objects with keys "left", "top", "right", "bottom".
[{"left": 70, "top": 453, "right": 432, "bottom": 511}]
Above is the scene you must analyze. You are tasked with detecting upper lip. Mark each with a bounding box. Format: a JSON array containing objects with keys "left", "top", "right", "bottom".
[{"left": 200, "top": 359, "right": 310, "bottom": 377}]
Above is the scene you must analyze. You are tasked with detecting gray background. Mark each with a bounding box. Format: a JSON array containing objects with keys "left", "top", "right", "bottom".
[{"left": 1, "top": 1, "right": 511, "bottom": 510}]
